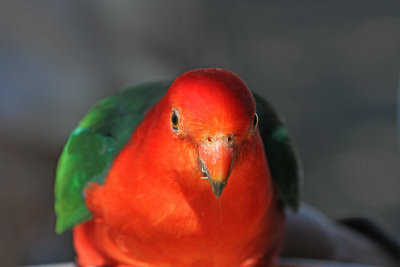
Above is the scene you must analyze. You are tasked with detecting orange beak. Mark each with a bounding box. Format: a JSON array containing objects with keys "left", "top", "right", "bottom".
[{"left": 198, "top": 136, "right": 236, "bottom": 197}]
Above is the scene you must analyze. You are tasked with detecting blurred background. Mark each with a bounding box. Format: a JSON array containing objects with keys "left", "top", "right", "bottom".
[{"left": 1, "top": 1, "right": 399, "bottom": 266}]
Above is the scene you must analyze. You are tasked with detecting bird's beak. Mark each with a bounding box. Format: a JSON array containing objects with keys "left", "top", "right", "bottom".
[{"left": 198, "top": 138, "right": 236, "bottom": 197}]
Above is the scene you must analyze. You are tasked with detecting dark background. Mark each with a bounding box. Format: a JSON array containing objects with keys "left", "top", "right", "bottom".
[{"left": 1, "top": 1, "right": 399, "bottom": 266}]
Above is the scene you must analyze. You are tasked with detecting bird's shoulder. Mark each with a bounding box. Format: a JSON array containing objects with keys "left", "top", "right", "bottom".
[
  {"left": 253, "top": 92, "right": 302, "bottom": 211},
  {"left": 54, "top": 81, "right": 170, "bottom": 233}
]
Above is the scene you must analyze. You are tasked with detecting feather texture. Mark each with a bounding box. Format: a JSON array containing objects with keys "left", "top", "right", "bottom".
[
  {"left": 54, "top": 79, "right": 300, "bottom": 235},
  {"left": 54, "top": 81, "right": 170, "bottom": 233}
]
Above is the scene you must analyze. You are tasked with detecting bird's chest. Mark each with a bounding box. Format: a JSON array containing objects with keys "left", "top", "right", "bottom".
[{"left": 97, "top": 174, "right": 272, "bottom": 266}]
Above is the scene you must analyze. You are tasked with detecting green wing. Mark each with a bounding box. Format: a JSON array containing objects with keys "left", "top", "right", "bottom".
[
  {"left": 254, "top": 92, "right": 302, "bottom": 211},
  {"left": 54, "top": 81, "right": 170, "bottom": 234}
]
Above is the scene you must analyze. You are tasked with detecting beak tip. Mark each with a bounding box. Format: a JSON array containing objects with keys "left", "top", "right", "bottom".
[
  {"left": 213, "top": 190, "right": 223, "bottom": 198},
  {"left": 210, "top": 180, "right": 227, "bottom": 198}
]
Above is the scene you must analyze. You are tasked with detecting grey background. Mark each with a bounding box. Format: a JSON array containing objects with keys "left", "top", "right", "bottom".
[{"left": 0, "top": 1, "right": 399, "bottom": 266}]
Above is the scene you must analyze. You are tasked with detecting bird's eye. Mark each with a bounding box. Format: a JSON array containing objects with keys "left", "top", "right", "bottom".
[
  {"left": 252, "top": 113, "right": 258, "bottom": 130},
  {"left": 171, "top": 109, "right": 179, "bottom": 130}
]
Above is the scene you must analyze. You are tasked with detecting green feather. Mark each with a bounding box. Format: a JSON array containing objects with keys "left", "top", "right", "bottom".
[
  {"left": 54, "top": 82, "right": 301, "bottom": 234},
  {"left": 54, "top": 81, "right": 170, "bottom": 234},
  {"left": 254, "top": 92, "right": 301, "bottom": 211}
]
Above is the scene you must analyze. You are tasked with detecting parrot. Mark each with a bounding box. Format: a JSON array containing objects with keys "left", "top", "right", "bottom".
[{"left": 54, "top": 68, "right": 301, "bottom": 267}]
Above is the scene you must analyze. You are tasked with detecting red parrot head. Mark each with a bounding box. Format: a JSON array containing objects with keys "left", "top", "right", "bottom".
[{"left": 165, "top": 68, "right": 258, "bottom": 197}]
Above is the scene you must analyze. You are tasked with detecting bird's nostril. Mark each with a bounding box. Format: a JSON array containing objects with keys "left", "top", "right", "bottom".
[{"left": 205, "top": 135, "right": 234, "bottom": 145}]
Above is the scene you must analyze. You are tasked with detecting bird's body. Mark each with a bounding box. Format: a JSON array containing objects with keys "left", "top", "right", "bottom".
[
  {"left": 55, "top": 69, "right": 299, "bottom": 267},
  {"left": 76, "top": 139, "right": 284, "bottom": 266}
]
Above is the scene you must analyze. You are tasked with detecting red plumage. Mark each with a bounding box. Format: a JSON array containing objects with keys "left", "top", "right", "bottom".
[{"left": 74, "top": 69, "right": 285, "bottom": 267}]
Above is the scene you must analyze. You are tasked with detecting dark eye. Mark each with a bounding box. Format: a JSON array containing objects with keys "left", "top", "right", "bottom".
[
  {"left": 252, "top": 113, "right": 258, "bottom": 130},
  {"left": 171, "top": 110, "right": 179, "bottom": 130}
]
